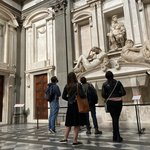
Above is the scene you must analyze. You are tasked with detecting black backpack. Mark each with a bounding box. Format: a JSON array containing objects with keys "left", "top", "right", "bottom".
[
  {"left": 87, "top": 84, "right": 98, "bottom": 105},
  {"left": 44, "top": 84, "right": 55, "bottom": 102}
]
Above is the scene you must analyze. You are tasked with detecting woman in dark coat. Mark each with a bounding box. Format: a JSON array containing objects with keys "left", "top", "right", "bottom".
[
  {"left": 102, "top": 71, "right": 126, "bottom": 142},
  {"left": 60, "top": 72, "right": 87, "bottom": 145}
]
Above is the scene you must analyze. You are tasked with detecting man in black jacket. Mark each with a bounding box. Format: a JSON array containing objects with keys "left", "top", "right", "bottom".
[{"left": 80, "top": 77, "right": 102, "bottom": 134}]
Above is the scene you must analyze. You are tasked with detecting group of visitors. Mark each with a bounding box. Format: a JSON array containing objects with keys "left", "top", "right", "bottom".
[{"left": 45, "top": 71, "right": 126, "bottom": 145}]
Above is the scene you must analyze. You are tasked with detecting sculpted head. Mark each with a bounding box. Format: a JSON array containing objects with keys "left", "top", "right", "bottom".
[
  {"left": 112, "top": 15, "right": 118, "bottom": 22},
  {"left": 125, "top": 39, "right": 134, "bottom": 47},
  {"left": 91, "top": 47, "right": 102, "bottom": 54}
]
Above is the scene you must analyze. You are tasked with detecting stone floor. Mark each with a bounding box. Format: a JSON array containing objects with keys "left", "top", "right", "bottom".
[{"left": 0, "top": 123, "right": 149, "bottom": 150}]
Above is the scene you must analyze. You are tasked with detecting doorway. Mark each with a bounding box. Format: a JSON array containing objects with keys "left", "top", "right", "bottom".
[{"left": 34, "top": 74, "right": 48, "bottom": 119}]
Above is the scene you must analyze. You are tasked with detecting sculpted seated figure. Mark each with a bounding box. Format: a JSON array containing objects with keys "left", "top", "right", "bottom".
[
  {"left": 73, "top": 47, "right": 110, "bottom": 73},
  {"left": 107, "top": 15, "right": 126, "bottom": 50},
  {"left": 119, "top": 39, "right": 150, "bottom": 64}
]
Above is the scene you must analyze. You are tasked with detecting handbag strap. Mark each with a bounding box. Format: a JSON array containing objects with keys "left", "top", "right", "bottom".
[
  {"left": 77, "top": 83, "right": 80, "bottom": 95},
  {"left": 105, "top": 81, "right": 118, "bottom": 103}
]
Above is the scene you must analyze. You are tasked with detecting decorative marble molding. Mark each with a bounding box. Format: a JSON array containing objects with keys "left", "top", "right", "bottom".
[
  {"left": 72, "top": 11, "right": 92, "bottom": 32},
  {"left": 52, "top": 0, "right": 67, "bottom": 13},
  {"left": 0, "top": 5, "right": 18, "bottom": 28},
  {"left": 23, "top": 8, "right": 54, "bottom": 28}
]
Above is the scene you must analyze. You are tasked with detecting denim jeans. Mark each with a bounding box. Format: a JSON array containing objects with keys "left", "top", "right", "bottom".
[
  {"left": 86, "top": 105, "right": 98, "bottom": 129},
  {"left": 49, "top": 99, "right": 59, "bottom": 131}
]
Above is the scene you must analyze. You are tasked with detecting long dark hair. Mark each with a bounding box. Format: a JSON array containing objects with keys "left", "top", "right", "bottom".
[
  {"left": 67, "top": 72, "right": 78, "bottom": 90},
  {"left": 67, "top": 72, "right": 77, "bottom": 85}
]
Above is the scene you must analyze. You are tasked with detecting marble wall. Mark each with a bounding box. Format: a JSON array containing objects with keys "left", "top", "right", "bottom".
[
  {"left": 0, "top": 5, "right": 18, "bottom": 124},
  {"left": 0, "top": 0, "right": 150, "bottom": 125}
]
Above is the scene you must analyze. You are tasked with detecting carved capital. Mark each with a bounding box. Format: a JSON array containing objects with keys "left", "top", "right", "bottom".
[
  {"left": 135, "top": 0, "right": 144, "bottom": 3},
  {"left": 52, "top": 0, "right": 68, "bottom": 13},
  {"left": 136, "top": 0, "right": 144, "bottom": 11},
  {"left": 96, "top": 1, "right": 102, "bottom": 7}
]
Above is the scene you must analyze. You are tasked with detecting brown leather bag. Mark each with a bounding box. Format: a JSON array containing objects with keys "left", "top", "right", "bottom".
[{"left": 76, "top": 84, "right": 89, "bottom": 113}]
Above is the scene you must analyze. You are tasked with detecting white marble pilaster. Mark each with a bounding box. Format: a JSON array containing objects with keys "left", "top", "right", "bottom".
[
  {"left": 73, "top": 23, "right": 80, "bottom": 59},
  {"left": 96, "top": 1, "right": 105, "bottom": 51},
  {"left": 4, "top": 23, "right": 8, "bottom": 63},
  {"left": 26, "top": 27, "right": 32, "bottom": 70},
  {"left": 89, "top": 3, "right": 98, "bottom": 47},
  {"left": 138, "top": 0, "right": 148, "bottom": 42},
  {"left": 8, "top": 27, "right": 17, "bottom": 66},
  {"left": 123, "top": 0, "right": 134, "bottom": 40},
  {"left": 129, "top": 0, "right": 142, "bottom": 45},
  {"left": 47, "top": 19, "right": 53, "bottom": 65}
]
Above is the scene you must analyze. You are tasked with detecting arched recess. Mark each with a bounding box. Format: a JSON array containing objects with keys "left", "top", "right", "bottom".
[
  {"left": 72, "top": 11, "right": 93, "bottom": 60},
  {"left": 0, "top": 5, "right": 18, "bottom": 27},
  {"left": 23, "top": 8, "right": 54, "bottom": 28},
  {"left": 23, "top": 8, "right": 55, "bottom": 69}
]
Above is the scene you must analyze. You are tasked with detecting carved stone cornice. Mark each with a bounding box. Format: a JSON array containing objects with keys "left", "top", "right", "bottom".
[
  {"left": 87, "top": 0, "right": 104, "bottom": 8},
  {"left": 52, "top": 0, "right": 68, "bottom": 13},
  {"left": 87, "top": 0, "right": 104, "bottom": 3},
  {"left": 135, "top": 0, "right": 150, "bottom": 3}
]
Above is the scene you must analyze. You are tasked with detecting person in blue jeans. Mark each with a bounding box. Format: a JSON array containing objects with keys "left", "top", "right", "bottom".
[
  {"left": 47, "top": 76, "right": 61, "bottom": 133},
  {"left": 80, "top": 77, "right": 102, "bottom": 134}
]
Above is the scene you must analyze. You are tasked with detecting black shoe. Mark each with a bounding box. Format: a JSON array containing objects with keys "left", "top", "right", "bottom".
[
  {"left": 86, "top": 130, "right": 91, "bottom": 134},
  {"left": 60, "top": 139, "right": 68, "bottom": 143},
  {"left": 95, "top": 130, "right": 102, "bottom": 134},
  {"left": 113, "top": 137, "right": 123, "bottom": 142},
  {"left": 72, "top": 141, "right": 82, "bottom": 145}
]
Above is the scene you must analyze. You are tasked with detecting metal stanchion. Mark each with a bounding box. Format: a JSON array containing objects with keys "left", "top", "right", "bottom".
[
  {"left": 36, "top": 106, "right": 39, "bottom": 129},
  {"left": 135, "top": 103, "right": 145, "bottom": 135}
]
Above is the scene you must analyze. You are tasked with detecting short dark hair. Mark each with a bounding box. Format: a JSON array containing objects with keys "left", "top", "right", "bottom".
[
  {"left": 80, "top": 77, "right": 87, "bottom": 84},
  {"left": 105, "top": 71, "right": 114, "bottom": 80},
  {"left": 51, "top": 76, "right": 58, "bottom": 83}
]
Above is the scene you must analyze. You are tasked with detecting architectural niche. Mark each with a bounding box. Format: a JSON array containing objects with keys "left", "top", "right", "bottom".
[
  {"left": 72, "top": 11, "right": 93, "bottom": 60},
  {"left": 23, "top": 8, "right": 55, "bottom": 71}
]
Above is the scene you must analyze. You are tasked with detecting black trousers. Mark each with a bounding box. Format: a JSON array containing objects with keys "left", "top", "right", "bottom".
[{"left": 107, "top": 100, "right": 122, "bottom": 139}]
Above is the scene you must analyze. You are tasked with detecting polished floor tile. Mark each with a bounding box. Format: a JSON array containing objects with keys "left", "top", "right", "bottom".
[{"left": 0, "top": 123, "right": 149, "bottom": 150}]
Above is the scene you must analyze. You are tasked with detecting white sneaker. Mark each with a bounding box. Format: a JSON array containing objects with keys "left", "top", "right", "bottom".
[{"left": 49, "top": 129, "right": 56, "bottom": 134}]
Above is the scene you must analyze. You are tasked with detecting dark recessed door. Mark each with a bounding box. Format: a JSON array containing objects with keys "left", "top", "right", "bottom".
[{"left": 34, "top": 74, "right": 48, "bottom": 119}]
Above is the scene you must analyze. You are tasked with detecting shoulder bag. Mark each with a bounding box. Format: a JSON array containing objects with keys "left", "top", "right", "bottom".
[{"left": 76, "top": 84, "right": 90, "bottom": 113}]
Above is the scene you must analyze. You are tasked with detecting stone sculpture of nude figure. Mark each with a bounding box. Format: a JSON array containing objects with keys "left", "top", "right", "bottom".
[
  {"left": 73, "top": 47, "right": 110, "bottom": 73},
  {"left": 119, "top": 39, "right": 150, "bottom": 64}
]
